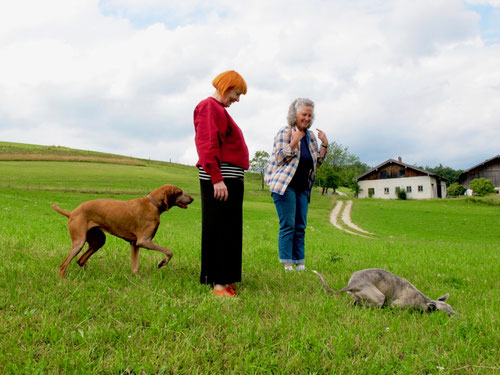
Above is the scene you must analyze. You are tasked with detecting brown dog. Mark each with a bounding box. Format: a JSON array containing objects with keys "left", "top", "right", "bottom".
[{"left": 52, "top": 184, "right": 194, "bottom": 277}]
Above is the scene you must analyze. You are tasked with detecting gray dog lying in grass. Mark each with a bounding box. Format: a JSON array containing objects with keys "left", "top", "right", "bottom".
[{"left": 312, "top": 269, "right": 456, "bottom": 315}]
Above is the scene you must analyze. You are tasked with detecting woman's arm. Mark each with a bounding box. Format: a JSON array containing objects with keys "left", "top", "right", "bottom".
[
  {"left": 273, "top": 126, "right": 298, "bottom": 165},
  {"left": 313, "top": 128, "right": 328, "bottom": 166},
  {"left": 194, "top": 101, "right": 228, "bottom": 183}
]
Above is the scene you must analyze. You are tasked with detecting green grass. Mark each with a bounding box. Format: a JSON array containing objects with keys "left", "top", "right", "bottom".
[
  {"left": 0, "top": 145, "right": 499, "bottom": 374},
  {"left": 464, "top": 194, "right": 500, "bottom": 206},
  {"left": 0, "top": 140, "right": 148, "bottom": 164},
  {"left": 0, "top": 160, "right": 199, "bottom": 194}
]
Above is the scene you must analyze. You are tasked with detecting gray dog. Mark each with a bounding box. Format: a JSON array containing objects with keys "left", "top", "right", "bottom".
[{"left": 312, "top": 269, "right": 455, "bottom": 315}]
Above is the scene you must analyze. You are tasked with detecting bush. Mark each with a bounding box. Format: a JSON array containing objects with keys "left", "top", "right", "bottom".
[
  {"left": 465, "top": 195, "right": 500, "bottom": 206},
  {"left": 397, "top": 187, "right": 407, "bottom": 200},
  {"left": 349, "top": 181, "right": 361, "bottom": 197},
  {"left": 469, "top": 178, "right": 495, "bottom": 196},
  {"left": 447, "top": 182, "right": 466, "bottom": 197}
]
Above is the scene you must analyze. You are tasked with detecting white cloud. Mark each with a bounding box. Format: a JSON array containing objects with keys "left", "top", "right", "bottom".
[
  {"left": 466, "top": 0, "right": 500, "bottom": 6},
  {"left": 0, "top": 0, "right": 499, "bottom": 170}
]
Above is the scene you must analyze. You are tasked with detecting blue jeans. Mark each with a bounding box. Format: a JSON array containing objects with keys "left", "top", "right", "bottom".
[{"left": 272, "top": 187, "right": 309, "bottom": 264}]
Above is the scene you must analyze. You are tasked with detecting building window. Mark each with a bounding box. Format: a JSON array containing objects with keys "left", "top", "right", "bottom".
[
  {"left": 368, "top": 188, "right": 375, "bottom": 197},
  {"left": 406, "top": 186, "right": 412, "bottom": 193},
  {"left": 399, "top": 169, "right": 406, "bottom": 177},
  {"left": 418, "top": 185, "right": 423, "bottom": 192},
  {"left": 384, "top": 187, "right": 389, "bottom": 194},
  {"left": 381, "top": 170, "right": 387, "bottom": 179}
]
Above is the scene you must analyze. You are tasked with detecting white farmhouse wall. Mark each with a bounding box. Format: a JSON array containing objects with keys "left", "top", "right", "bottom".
[
  {"left": 440, "top": 181, "right": 447, "bottom": 198},
  {"left": 358, "top": 176, "right": 440, "bottom": 199}
]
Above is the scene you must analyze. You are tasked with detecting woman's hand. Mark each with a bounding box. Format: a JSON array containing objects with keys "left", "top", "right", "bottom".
[
  {"left": 316, "top": 128, "right": 328, "bottom": 146},
  {"left": 290, "top": 127, "right": 305, "bottom": 150},
  {"left": 213, "top": 181, "right": 228, "bottom": 201}
]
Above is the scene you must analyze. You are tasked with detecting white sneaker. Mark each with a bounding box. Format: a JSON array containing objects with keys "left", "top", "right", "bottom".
[
  {"left": 284, "top": 265, "right": 294, "bottom": 272},
  {"left": 296, "top": 265, "right": 306, "bottom": 271}
]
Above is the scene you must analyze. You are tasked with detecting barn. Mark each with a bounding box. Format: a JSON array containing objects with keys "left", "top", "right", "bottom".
[
  {"left": 357, "top": 157, "right": 447, "bottom": 199},
  {"left": 458, "top": 155, "right": 500, "bottom": 191}
]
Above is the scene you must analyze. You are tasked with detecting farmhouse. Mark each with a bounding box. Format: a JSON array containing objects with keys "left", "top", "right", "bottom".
[
  {"left": 458, "top": 155, "right": 500, "bottom": 191},
  {"left": 357, "top": 157, "right": 447, "bottom": 199}
]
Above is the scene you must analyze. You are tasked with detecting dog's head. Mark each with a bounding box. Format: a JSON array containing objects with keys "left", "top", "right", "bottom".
[
  {"left": 427, "top": 294, "right": 456, "bottom": 316},
  {"left": 161, "top": 184, "right": 194, "bottom": 210}
]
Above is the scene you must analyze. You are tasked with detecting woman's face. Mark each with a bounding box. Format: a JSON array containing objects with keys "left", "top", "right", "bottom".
[
  {"left": 295, "top": 105, "right": 313, "bottom": 131},
  {"left": 222, "top": 88, "right": 242, "bottom": 107}
]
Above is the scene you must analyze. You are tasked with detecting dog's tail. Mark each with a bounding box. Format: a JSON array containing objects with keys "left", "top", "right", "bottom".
[
  {"left": 51, "top": 204, "right": 71, "bottom": 218},
  {"left": 312, "top": 270, "right": 348, "bottom": 295}
]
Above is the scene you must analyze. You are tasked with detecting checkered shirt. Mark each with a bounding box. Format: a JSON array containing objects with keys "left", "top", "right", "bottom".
[{"left": 265, "top": 126, "right": 323, "bottom": 195}]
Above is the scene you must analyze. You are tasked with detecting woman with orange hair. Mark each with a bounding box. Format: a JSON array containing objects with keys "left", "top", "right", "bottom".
[{"left": 193, "top": 70, "right": 249, "bottom": 297}]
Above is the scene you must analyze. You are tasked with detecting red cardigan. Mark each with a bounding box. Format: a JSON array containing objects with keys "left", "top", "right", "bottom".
[{"left": 194, "top": 97, "right": 249, "bottom": 184}]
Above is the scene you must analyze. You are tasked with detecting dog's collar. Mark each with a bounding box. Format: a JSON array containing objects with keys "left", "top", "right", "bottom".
[{"left": 146, "top": 194, "right": 163, "bottom": 210}]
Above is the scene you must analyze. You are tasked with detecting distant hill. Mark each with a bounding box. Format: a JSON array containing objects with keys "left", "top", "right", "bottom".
[
  {"left": 0, "top": 141, "right": 266, "bottom": 193},
  {"left": 0, "top": 141, "right": 180, "bottom": 167},
  {"left": 0, "top": 141, "right": 265, "bottom": 194}
]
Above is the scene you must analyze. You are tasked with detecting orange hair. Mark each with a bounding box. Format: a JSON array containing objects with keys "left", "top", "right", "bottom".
[{"left": 212, "top": 70, "right": 247, "bottom": 96}]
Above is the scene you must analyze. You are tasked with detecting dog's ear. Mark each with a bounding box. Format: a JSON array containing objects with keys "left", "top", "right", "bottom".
[
  {"left": 426, "top": 302, "right": 437, "bottom": 312},
  {"left": 163, "top": 186, "right": 182, "bottom": 210},
  {"left": 162, "top": 185, "right": 176, "bottom": 211},
  {"left": 437, "top": 293, "right": 449, "bottom": 301}
]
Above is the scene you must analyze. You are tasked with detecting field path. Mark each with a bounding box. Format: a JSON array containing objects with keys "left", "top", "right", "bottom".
[
  {"left": 330, "top": 200, "right": 374, "bottom": 238},
  {"left": 341, "top": 200, "right": 374, "bottom": 235}
]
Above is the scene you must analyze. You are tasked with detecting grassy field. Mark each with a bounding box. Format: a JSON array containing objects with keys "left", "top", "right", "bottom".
[{"left": 0, "top": 144, "right": 499, "bottom": 374}]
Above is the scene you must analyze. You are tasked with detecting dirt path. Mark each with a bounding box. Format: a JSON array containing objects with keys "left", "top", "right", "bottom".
[
  {"left": 330, "top": 200, "right": 374, "bottom": 238},
  {"left": 341, "top": 200, "right": 374, "bottom": 235}
]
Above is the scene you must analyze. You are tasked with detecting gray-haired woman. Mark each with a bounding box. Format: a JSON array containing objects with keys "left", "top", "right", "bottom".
[{"left": 265, "top": 98, "right": 328, "bottom": 271}]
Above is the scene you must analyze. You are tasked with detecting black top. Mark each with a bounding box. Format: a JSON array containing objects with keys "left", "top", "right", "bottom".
[{"left": 289, "top": 135, "right": 314, "bottom": 192}]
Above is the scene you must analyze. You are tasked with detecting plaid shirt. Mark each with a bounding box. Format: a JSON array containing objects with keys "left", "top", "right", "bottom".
[{"left": 265, "top": 126, "right": 323, "bottom": 195}]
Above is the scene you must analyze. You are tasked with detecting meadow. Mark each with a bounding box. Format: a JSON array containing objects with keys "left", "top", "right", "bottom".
[{"left": 0, "top": 144, "right": 499, "bottom": 374}]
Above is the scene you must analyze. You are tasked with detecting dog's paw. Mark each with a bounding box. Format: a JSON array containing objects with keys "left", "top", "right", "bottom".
[{"left": 157, "top": 257, "right": 171, "bottom": 268}]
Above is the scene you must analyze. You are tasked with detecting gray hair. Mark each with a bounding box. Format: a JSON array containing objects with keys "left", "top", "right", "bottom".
[{"left": 287, "top": 98, "right": 315, "bottom": 128}]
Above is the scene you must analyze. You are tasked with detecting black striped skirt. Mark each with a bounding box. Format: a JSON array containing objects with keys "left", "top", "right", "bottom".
[{"left": 199, "top": 171, "right": 244, "bottom": 286}]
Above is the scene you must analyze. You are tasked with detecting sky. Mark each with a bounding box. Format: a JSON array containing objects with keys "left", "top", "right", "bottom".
[{"left": 1, "top": 0, "right": 499, "bottom": 170}]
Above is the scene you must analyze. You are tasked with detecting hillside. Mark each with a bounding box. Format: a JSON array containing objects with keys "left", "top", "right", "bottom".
[
  {"left": 1, "top": 142, "right": 499, "bottom": 373},
  {"left": 0, "top": 141, "right": 262, "bottom": 194},
  {"left": 0, "top": 141, "right": 171, "bottom": 166}
]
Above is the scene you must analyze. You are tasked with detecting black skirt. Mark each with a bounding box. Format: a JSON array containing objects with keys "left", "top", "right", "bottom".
[{"left": 199, "top": 178, "right": 244, "bottom": 285}]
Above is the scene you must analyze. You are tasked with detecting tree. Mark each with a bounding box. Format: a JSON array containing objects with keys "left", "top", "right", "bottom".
[
  {"left": 322, "top": 142, "right": 370, "bottom": 188},
  {"left": 469, "top": 178, "right": 495, "bottom": 196},
  {"left": 249, "top": 151, "right": 270, "bottom": 190},
  {"left": 316, "top": 165, "right": 340, "bottom": 195},
  {"left": 425, "top": 164, "right": 463, "bottom": 186},
  {"left": 447, "top": 182, "right": 466, "bottom": 197}
]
